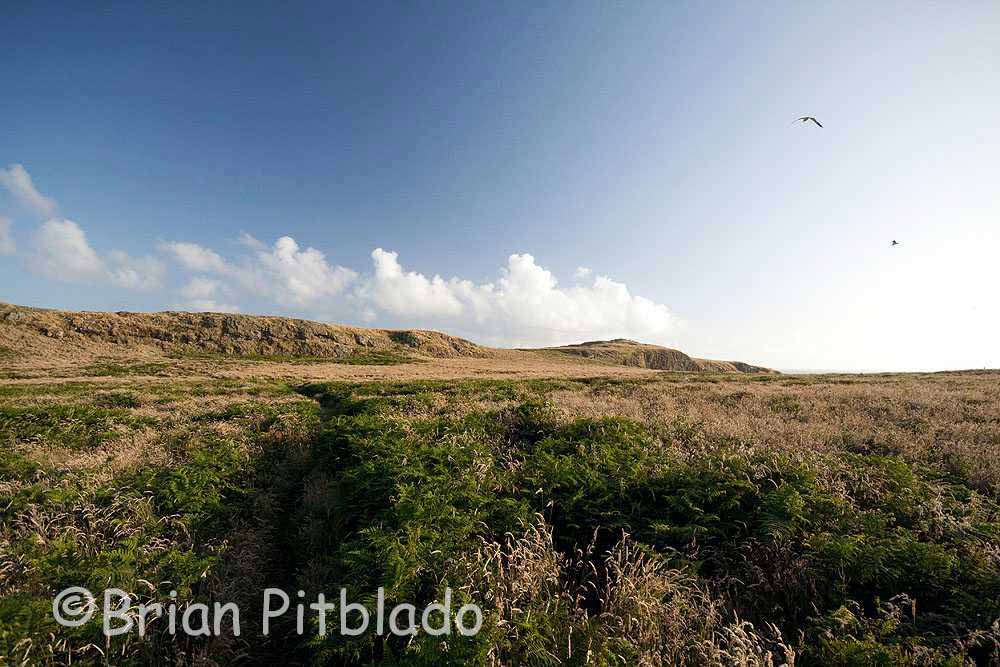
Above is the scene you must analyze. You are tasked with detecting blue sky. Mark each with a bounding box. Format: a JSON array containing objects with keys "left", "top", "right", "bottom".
[{"left": 2, "top": 2, "right": 998, "bottom": 371}]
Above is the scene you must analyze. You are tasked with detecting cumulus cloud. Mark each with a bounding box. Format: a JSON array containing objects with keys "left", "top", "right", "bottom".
[
  {"left": 4, "top": 164, "right": 678, "bottom": 345},
  {"left": 1, "top": 165, "right": 162, "bottom": 290},
  {"left": 159, "top": 241, "right": 229, "bottom": 273},
  {"left": 236, "top": 231, "right": 266, "bottom": 250},
  {"left": 3, "top": 163, "right": 677, "bottom": 345},
  {"left": 106, "top": 250, "right": 166, "bottom": 290},
  {"left": 0, "top": 164, "right": 58, "bottom": 219},
  {"left": 173, "top": 277, "right": 239, "bottom": 313},
  {"left": 361, "top": 248, "right": 464, "bottom": 317},
  {"left": 357, "top": 250, "right": 675, "bottom": 346},
  {"left": 180, "top": 276, "right": 222, "bottom": 300},
  {"left": 161, "top": 236, "right": 676, "bottom": 346},
  {"left": 34, "top": 219, "right": 106, "bottom": 281},
  {"left": 161, "top": 236, "right": 356, "bottom": 306},
  {"left": 32, "top": 219, "right": 164, "bottom": 289},
  {"left": 2, "top": 163, "right": 679, "bottom": 346},
  {"left": 256, "top": 236, "right": 357, "bottom": 305},
  {"left": 413, "top": 252, "right": 674, "bottom": 346},
  {"left": 0, "top": 217, "right": 14, "bottom": 254}
]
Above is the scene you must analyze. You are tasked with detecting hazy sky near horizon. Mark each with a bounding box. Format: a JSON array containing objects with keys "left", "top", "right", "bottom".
[{"left": 2, "top": 2, "right": 999, "bottom": 371}]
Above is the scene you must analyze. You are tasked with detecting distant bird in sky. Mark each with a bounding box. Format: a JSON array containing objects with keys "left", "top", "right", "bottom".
[
  {"left": 793, "top": 116, "right": 823, "bottom": 128},
  {"left": 891, "top": 240, "right": 900, "bottom": 246}
]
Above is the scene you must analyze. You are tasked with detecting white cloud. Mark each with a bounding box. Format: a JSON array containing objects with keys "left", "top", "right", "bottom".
[
  {"left": 106, "top": 250, "right": 166, "bottom": 290},
  {"left": 2, "top": 164, "right": 678, "bottom": 345},
  {"left": 180, "top": 276, "right": 221, "bottom": 300},
  {"left": 482, "top": 254, "right": 674, "bottom": 345},
  {"left": 361, "top": 248, "right": 464, "bottom": 317},
  {"left": 162, "top": 236, "right": 356, "bottom": 307},
  {"left": 174, "top": 277, "right": 239, "bottom": 312},
  {"left": 355, "top": 250, "right": 675, "bottom": 346},
  {"left": 159, "top": 241, "right": 229, "bottom": 273},
  {"left": 34, "top": 219, "right": 106, "bottom": 281},
  {"left": 33, "top": 219, "right": 163, "bottom": 289},
  {"left": 0, "top": 165, "right": 161, "bottom": 290},
  {"left": 158, "top": 235, "right": 678, "bottom": 346},
  {"left": 0, "top": 217, "right": 14, "bottom": 254},
  {"left": 0, "top": 164, "right": 58, "bottom": 219},
  {"left": 236, "top": 231, "right": 266, "bottom": 250},
  {"left": 256, "top": 236, "right": 357, "bottom": 305}
]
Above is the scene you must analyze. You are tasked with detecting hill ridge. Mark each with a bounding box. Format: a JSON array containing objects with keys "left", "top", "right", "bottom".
[
  {"left": 0, "top": 302, "right": 775, "bottom": 374},
  {"left": 538, "top": 338, "right": 775, "bottom": 374}
]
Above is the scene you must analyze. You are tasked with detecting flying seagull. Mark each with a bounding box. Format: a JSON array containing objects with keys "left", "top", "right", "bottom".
[
  {"left": 794, "top": 116, "right": 823, "bottom": 128},
  {"left": 891, "top": 240, "right": 900, "bottom": 246}
]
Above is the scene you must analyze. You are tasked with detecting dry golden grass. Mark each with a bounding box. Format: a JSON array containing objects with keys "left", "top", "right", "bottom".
[
  {"left": 542, "top": 373, "right": 1000, "bottom": 494},
  {"left": 0, "top": 352, "right": 669, "bottom": 384}
]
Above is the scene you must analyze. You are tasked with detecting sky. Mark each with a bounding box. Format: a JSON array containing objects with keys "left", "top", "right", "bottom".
[{"left": 2, "top": 2, "right": 998, "bottom": 372}]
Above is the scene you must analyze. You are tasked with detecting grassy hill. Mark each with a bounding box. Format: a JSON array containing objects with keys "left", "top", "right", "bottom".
[
  {"left": 538, "top": 338, "right": 776, "bottom": 374},
  {"left": 0, "top": 302, "right": 486, "bottom": 361},
  {"left": 0, "top": 302, "right": 773, "bottom": 374}
]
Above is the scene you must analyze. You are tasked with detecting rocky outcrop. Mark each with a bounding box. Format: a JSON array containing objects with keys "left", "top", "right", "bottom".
[
  {"left": 541, "top": 339, "right": 776, "bottom": 374},
  {"left": 0, "top": 303, "right": 486, "bottom": 360},
  {"left": 0, "top": 303, "right": 774, "bottom": 373}
]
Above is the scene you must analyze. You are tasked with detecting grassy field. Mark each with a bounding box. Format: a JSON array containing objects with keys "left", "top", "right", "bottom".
[{"left": 2, "top": 370, "right": 999, "bottom": 665}]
